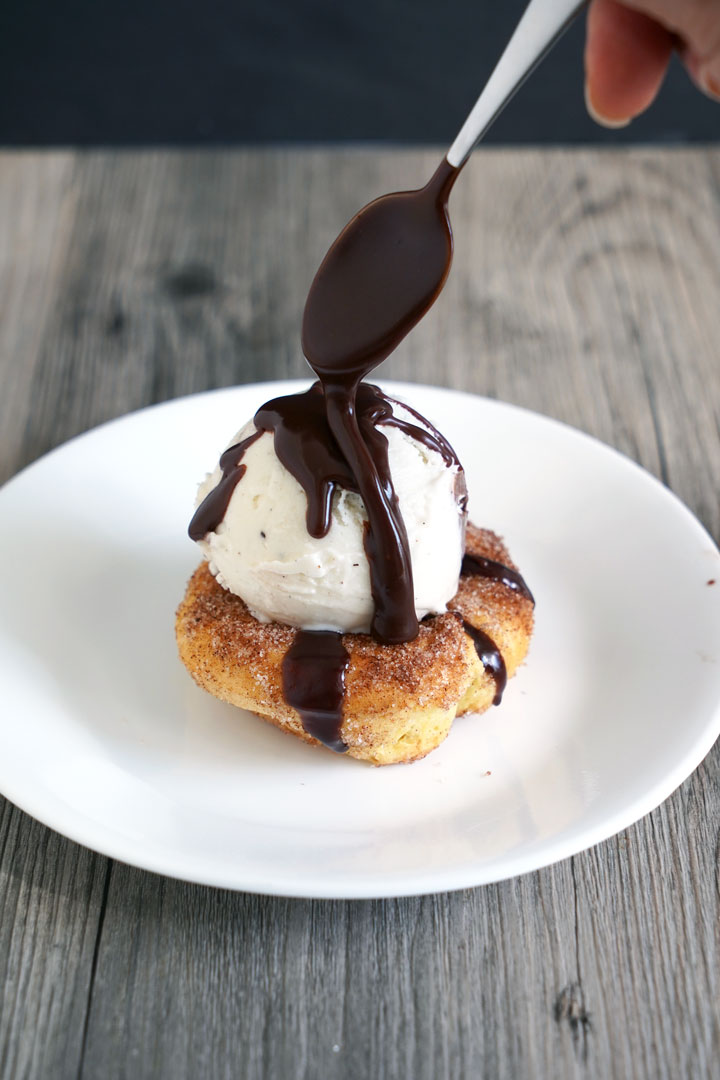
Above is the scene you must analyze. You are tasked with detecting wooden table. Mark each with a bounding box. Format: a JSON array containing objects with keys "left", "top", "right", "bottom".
[{"left": 1, "top": 148, "right": 718, "bottom": 1080}]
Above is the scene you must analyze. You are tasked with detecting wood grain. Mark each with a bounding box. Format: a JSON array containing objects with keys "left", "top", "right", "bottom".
[{"left": 0, "top": 148, "right": 718, "bottom": 1080}]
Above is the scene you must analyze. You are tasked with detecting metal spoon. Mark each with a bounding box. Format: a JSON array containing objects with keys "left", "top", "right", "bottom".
[
  {"left": 302, "top": 0, "right": 587, "bottom": 378},
  {"left": 447, "top": 0, "right": 588, "bottom": 170}
]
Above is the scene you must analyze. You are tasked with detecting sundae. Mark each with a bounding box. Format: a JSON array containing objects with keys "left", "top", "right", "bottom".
[{"left": 176, "top": 158, "right": 534, "bottom": 764}]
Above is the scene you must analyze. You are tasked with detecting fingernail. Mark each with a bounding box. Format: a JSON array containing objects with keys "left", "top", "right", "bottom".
[{"left": 584, "top": 82, "right": 632, "bottom": 129}]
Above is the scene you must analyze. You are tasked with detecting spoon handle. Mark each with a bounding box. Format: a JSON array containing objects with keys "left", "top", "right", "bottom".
[{"left": 447, "top": 0, "right": 588, "bottom": 168}]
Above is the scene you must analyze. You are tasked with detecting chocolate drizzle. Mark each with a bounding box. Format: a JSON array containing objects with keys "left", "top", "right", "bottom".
[
  {"left": 380, "top": 397, "right": 461, "bottom": 468},
  {"left": 461, "top": 553, "right": 535, "bottom": 605},
  {"left": 190, "top": 155, "right": 518, "bottom": 751},
  {"left": 254, "top": 383, "right": 351, "bottom": 538},
  {"left": 281, "top": 630, "right": 349, "bottom": 752},
  {"left": 190, "top": 381, "right": 465, "bottom": 645},
  {"left": 300, "top": 157, "right": 462, "bottom": 643},
  {"left": 188, "top": 429, "right": 263, "bottom": 542},
  {"left": 461, "top": 620, "right": 508, "bottom": 706},
  {"left": 253, "top": 381, "right": 461, "bottom": 543},
  {"left": 456, "top": 551, "right": 534, "bottom": 706}
]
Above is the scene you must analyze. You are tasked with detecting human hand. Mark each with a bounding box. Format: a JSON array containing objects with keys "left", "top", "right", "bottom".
[{"left": 585, "top": 0, "right": 720, "bottom": 126}]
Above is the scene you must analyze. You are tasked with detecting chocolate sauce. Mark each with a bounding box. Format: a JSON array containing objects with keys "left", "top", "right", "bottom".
[
  {"left": 281, "top": 630, "right": 350, "bottom": 752},
  {"left": 380, "top": 396, "right": 461, "bottom": 469},
  {"left": 190, "top": 156, "right": 489, "bottom": 748},
  {"left": 455, "top": 551, "right": 534, "bottom": 710},
  {"left": 461, "top": 620, "right": 507, "bottom": 707},
  {"left": 461, "top": 554, "right": 535, "bottom": 606},
  {"left": 301, "top": 159, "right": 460, "bottom": 378},
  {"left": 188, "top": 429, "right": 263, "bottom": 541},
  {"left": 190, "top": 381, "right": 461, "bottom": 543},
  {"left": 255, "top": 383, "right": 352, "bottom": 538},
  {"left": 300, "top": 157, "right": 462, "bottom": 643}
]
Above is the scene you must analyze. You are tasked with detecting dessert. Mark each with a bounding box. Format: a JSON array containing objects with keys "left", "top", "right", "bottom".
[
  {"left": 177, "top": 521, "right": 533, "bottom": 765},
  {"left": 176, "top": 382, "right": 534, "bottom": 765},
  {"left": 176, "top": 155, "right": 534, "bottom": 763}
]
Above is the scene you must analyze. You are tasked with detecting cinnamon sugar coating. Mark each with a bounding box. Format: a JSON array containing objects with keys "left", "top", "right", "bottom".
[{"left": 175, "top": 523, "right": 534, "bottom": 765}]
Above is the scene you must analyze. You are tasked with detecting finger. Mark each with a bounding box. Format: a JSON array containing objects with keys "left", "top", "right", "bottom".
[
  {"left": 608, "top": 0, "right": 720, "bottom": 102},
  {"left": 585, "top": 0, "right": 675, "bottom": 126},
  {"left": 679, "top": 43, "right": 720, "bottom": 102}
]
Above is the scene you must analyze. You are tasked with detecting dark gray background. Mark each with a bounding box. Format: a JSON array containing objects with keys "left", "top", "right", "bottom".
[{"left": 2, "top": 0, "right": 718, "bottom": 145}]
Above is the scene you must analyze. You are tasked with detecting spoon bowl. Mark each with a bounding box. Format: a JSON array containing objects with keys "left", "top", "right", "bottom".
[{"left": 302, "top": 161, "right": 458, "bottom": 381}]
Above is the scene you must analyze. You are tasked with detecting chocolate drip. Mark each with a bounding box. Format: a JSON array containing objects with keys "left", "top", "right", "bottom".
[
  {"left": 263, "top": 381, "right": 465, "bottom": 647},
  {"left": 323, "top": 379, "right": 417, "bottom": 643},
  {"left": 190, "top": 378, "right": 464, "bottom": 646},
  {"left": 254, "top": 383, "right": 352, "bottom": 538},
  {"left": 258, "top": 380, "right": 465, "bottom": 644},
  {"left": 379, "top": 397, "right": 461, "bottom": 469},
  {"left": 282, "top": 630, "right": 350, "bottom": 752},
  {"left": 461, "top": 553, "right": 535, "bottom": 606},
  {"left": 188, "top": 429, "right": 263, "bottom": 541},
  {"left": 300, "top": 157, "right": 462, "bottom": 643},
  {"left": 193, "top": 155, "right": 475, "bottom": 734},
  {"left": 461, "top": 621, "right": 507, "bottom": 706},
  {"left": 192, "top": 382, "right": 463, "bottom": 546}
]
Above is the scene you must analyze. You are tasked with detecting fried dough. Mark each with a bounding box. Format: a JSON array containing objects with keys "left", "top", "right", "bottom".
[{"left": 176, "top": 524, "right": 533, "bottom": 765}]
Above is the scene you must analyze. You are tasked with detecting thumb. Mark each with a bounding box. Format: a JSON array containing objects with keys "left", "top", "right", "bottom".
[{"left": 585, "top": 0, "right": 675, "bottom": 126}]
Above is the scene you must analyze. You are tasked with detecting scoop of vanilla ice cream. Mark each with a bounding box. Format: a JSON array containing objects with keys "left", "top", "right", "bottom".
[{"left": 194, "top": 400, "right": 465, "bottom": 634}]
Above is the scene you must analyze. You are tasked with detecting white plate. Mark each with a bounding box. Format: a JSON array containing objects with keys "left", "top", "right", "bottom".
[{"left": 1, "top": 381, "right": 719, "bottom": 898}]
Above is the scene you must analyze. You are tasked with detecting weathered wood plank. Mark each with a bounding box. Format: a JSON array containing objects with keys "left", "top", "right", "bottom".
[
  {"left": 0, "top": 151, "right": 112, "bottom": 1080},
  {"left": 0, "top": 152, "right": 77, "bottom": 485},
  {"left": 77, "top": 864, "right": 588, "bottom": 1080},
  {"left": 0, "top": 802, "right": 110, "bottom": 1080},
  {"left": 0, "top": 148, "right": 718, "bottom": 1080}
]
